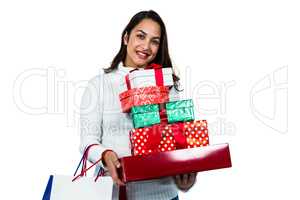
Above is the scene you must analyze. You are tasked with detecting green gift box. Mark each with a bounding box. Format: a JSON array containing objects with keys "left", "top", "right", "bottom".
[
  {"left": 131, "top": 104, "right": 161, "bottom": 128},
  {"left": 166, "top": 99, "right": 194, "bottom": 123}
]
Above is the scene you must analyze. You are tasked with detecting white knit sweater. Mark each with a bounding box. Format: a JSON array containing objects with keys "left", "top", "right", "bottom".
[{"left": 79, "top": 62, "right": 181, "bottom": 200}]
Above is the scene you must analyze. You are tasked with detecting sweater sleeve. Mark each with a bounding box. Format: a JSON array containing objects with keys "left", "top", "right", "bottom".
[{"left": 79, "top": 74, "right": 110, "bottom": 166}]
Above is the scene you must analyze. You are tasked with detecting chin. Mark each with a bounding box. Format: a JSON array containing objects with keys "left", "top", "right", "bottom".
[{"left": 133, "top": 60, "right": 149, "bottom": 68}]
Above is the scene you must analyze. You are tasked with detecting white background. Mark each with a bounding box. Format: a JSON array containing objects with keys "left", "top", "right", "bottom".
[{"left": 0, "top": 0, "right": 299, "bottom": 199}]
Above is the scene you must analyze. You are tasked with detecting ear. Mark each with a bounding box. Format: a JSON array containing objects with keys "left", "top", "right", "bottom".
[{"left": 123, "top": 32, "right": 129, "bottom": 45}]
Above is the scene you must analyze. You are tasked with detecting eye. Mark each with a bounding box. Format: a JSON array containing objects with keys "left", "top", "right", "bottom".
[
  {"left": 137, "top": 34, "right": 145, "bottom": 39},
  {"left": 152, "top": 39, "right": 160, "bottom": 46}
]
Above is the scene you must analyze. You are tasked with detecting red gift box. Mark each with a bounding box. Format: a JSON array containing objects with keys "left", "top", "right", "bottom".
[
  {"left": 119, "top": 85, "right": 169, "bottom": 112},
  {"left": 118, "top": 143, "right": 232, "bottom": 183},
  {"left": 130, "top": 120, "right": 209, "bottom": 156}
]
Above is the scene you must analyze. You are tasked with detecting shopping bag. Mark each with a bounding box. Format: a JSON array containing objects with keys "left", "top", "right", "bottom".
[
  {"left": 42, "top": 175, "right": 113, "bottom": 200},
  {"left": 42, "top": 144, "right": 113, "bottom": 200}
]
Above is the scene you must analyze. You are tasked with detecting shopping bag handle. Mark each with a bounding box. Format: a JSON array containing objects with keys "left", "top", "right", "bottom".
[
  {"left": 76, "top": 144, "right": 99, "bottom": 175},
  {"left": 72, "top": 144, "right": 103, "bottom": 182}
]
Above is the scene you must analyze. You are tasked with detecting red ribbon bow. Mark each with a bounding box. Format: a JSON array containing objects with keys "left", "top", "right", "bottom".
[{"left": 143, "top": 119, "right": 188, "bottom": 153}]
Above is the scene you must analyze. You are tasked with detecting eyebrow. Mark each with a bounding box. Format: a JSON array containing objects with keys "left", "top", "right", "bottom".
[{"left": 137, "top": 29, "right": 160, "bottom": 40}]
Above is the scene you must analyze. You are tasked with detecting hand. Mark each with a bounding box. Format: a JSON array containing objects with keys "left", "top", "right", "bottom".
[
  {"left": 174, "top": 173, "right": 197, "bottom": 192},
  {"left": 102, "top": 150, "right": 125, "bottom": 186}
]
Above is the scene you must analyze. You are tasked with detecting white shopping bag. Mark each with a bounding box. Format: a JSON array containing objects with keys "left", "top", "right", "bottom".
[
  {"left": 43, "top": 174, "right": 113, "bottom": 200},
  {"left": 43, "top": 144, "right": 114, "bottom": 200}
]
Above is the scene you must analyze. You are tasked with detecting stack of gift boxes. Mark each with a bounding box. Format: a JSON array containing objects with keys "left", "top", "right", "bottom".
[
  {"left": 130, "top": 100, "right": 210, "bottom": 156},
  {"left": 117, "top": 63, "right": 231, "bottom": 183}
]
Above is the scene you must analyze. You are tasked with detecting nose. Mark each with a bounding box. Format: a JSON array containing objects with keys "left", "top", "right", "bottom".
[{"left": 141, "top": 38, "right": 151, "bottom": 51}]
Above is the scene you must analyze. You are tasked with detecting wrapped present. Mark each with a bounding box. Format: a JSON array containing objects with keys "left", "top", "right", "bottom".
[
  {"left": 118, "top": 143, "right": 232, "bottom": 183},
  {"left": 119, "top": 86, "right": 169, "bottom": 112},
  {"left": 183, "top": 120, "right": 209, "bottom": 147},
  {"left": 131, "top": 104, "right": 161, "bottom": 128},
  {"left": 130, "top": 120, "right": 209, "bottom": 156},
  {"left": 166, "top": 99, "right": 195, "bottom": 123},
  {"left": 120, "top": 63, "right": 174, "bottom": 92}
]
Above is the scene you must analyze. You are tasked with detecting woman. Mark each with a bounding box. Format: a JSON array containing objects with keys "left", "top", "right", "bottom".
[{"left": 80, "top": 10, "right": 197, "bottom": 200}]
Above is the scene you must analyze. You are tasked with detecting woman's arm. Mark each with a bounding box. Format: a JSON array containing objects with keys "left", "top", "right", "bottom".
[{"left": 79, "top": 75, "right": 110, "bottom": 165}]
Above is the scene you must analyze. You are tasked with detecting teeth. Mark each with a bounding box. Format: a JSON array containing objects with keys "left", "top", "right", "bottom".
[
  {"left": 138, "top": 52, "right": 147, "bottom": 56},
  {"left": 137, "top": 51, "right": 148, "bottom": 58}
]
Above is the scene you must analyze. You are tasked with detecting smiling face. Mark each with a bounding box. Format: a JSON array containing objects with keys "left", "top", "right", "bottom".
[{"left": 123, "top": 19, "right": 161, "bottom": 68}]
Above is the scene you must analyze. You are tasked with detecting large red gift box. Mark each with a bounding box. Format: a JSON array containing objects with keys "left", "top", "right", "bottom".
[
  {"left": 118, "top": 143, "right": 232, "bottom": 183},
  {"left": 119, "top": 86, "right": 169, "bottom": 112},
  {"left": 130, "top": 120, "right": 209, "bottom": 156}
]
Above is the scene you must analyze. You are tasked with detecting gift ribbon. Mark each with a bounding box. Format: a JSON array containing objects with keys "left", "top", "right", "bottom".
[
  {"left": 169, "top": 122, "right": 188, "bottom": 149},
  {"left": 142, "top": 120, "right": 188, "bottom": 153},
  {"left": 125, "top": 63, "right": 164, "bottom": 90},
  {"left": 144, "top": 108, "right": 169, "bottom": 151},
  {"left": 145, "top": 63, "right": 164, "bottom": 87},
  {"left": 159, "top": 108, "right": 187, "bottom": 149},
  {"left": 159, "top": 108, "right": 168, "bottom": 124},
  {"left": 125, "top": 68, "right": 138, "bottom": 90},
  {"left": 146, "top": 124, "right": 163, "bottom": 151}
]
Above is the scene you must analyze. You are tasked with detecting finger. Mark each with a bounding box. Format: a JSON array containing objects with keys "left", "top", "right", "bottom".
[
  {"left": 116, "top": 179, "right": 125, "bottom": 186},
  {"left": 106, "top": 161, "right": 120, "bottom": 181},
  {"left": 108, "top": 152, "right": 121, "bottom": 168},
  {"left": 175, "top": 175, "right": 181, "bottom": 183},
  {"left": 113, "top": 159, "right": 121, "bottom": 168},
  {"left": 183, "top": 174, "right": 188, "bottom": 185},
  {"left": 110, "top": 170, "right": 125, "bottom": 186},
  {"left": 188, "top": 173, "right": 196, "bottom": 180},
  {"left": 107, "top": 158, "right": 125, "bottom": 186},
  {"left": 188, "top": 173, "right": 196, "bottom": 184},
  {"left": 111, "top": 161, "right": 125, "bottom": 186}
]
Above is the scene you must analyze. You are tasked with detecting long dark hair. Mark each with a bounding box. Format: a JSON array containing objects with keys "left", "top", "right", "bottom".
[{"left": 104, "top": 10, "right": 181, "bottom": 91}]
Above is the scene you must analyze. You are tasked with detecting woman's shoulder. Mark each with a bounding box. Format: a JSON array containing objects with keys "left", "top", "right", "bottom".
[
  {"left": 86, "top": 74, "right": 102, "bottom": 88},
  {"left": 84, "top": 71, "right": 107, "bottom": 94},
  {"left": 85, "top": 68, "right": 122, "bottom": 88},
  {"left": 86, "top": 68, "right": 110, "bottom": 84}
]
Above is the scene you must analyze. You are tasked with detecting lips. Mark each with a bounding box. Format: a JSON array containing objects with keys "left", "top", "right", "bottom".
[{"left": 136, "top": 51, "right": 150, "bottom": 60}]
